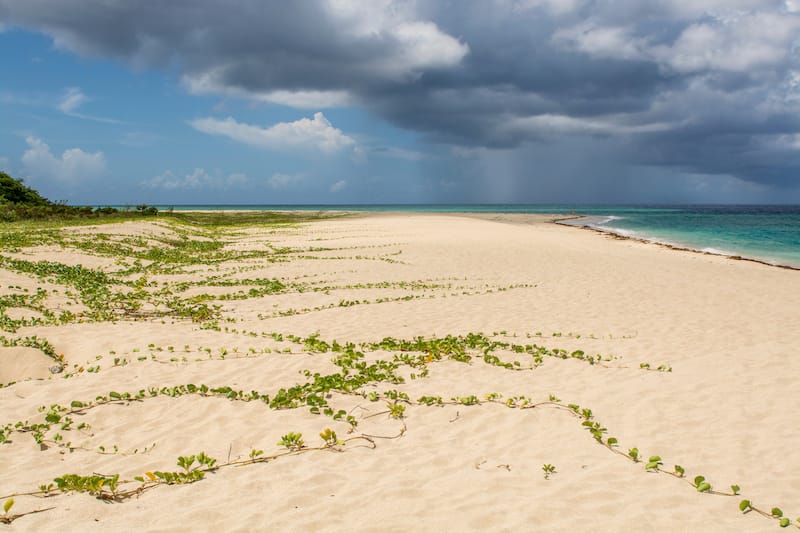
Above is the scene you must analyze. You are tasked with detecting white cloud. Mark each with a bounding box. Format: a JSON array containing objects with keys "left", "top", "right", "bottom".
[
  {"left": 184, "top": 73, "right": 353, "bottom": 109},
  {"left": 56, "top": 86, "right": 124, "bottom": 124},
  {"left": 509, "top": 0, "right": 586, "bottom": 16},
  {"left": 57, "top": 87, "right": 87, "bottom": 114},
  {"left": 325, "top": 1, "right": 469, "bottom": 80},
  {"left": 180, "top": 1, "right": 467, "bottom": 105},
  {"left": 554, "top": 10, "right": 800, "bottom": 75},
  {"left": 652, "top": 13, "right": 800, "bottom": 73},
  {"left": 144, "top": 170, "right": 188, "bottom": 190},
  {"left": 226, "top": 172, "right": 248, "bottom": 187},
  {"left": 329, "top": 179, "right": 347, "bottom": 192},
  {"left": 190, "top": 112, "right": 357, "bottom": 153},
  {"left": 144, "top": 168, "right": 248, "bottom": 190},
  {"left": 387, "top": 22, "right": 470, "bottom": 76},
  {"left": 21, "top": 136, "right": 105, "bottom": 182},
  {"left": 659, "top": 0, "right": 773, "bottom": 18},
  {"left": 553, "top": 24, "right": 647, "bottom": 61},
  {"left": 764, "top": 132, "right": 800, "bottom": 151},
  {"left": 507, "top": 113, "right": 680, "bottom": 136},
  {"left": 257, "top": 90, "right": 352, "bottom": 109},
  {"left": 774, "top": 69, "right": 800, "bottom": 109},
  {"left": 268, "top": 173, "right": 305, "bottom": 189},
  {"left": 325, "top": 0, "right": 410, "bottom": 36}
]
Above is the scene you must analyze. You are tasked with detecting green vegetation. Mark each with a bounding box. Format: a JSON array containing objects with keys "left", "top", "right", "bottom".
[
  {"left": 165, "top": 210, "right": 345, "bottom": 227},
  {"left": 0, "top": 330, "right": 795, "bottom": 528},
  {"left": 0, "top": 173, "right": 50, "bottom": 206},
  {"left": 0, "top": 170, "right": 349, "bottom": 225},
  {"left": 0, "top": 171, "right": 152, "bottom": 221},
  {"left": 0, "top": 210, "right": 792, "bottom": 529}
]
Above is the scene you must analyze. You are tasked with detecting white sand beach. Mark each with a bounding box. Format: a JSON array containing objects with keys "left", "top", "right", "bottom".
[{"left": 0, "top": 213, "right": 797, "bottom": 532}]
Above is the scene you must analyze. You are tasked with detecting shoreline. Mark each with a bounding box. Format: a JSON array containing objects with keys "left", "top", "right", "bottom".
[
  {"left": 167, "top": 208, "right": 800, "bottom": 272},
  {"left": 552, "top": 215, "right": 800, "bottom": 272}
]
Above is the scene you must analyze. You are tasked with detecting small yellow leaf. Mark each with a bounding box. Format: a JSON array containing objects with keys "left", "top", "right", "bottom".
[{"left": 145, "top": 471, "right": 156, "bottom": 481}]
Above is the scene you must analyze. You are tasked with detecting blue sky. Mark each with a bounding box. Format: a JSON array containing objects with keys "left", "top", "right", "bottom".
[{"left": 2, "top": 1, "right": 800, "bottom": 205}]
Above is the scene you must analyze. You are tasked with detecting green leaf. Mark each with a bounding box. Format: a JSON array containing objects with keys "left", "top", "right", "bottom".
[
  {"left": 772, "top": 508, "right": 783, "bottom": 518},
  {"left": 730, "top": 484, "right": 740, "bottom": 495},
  {"left": 779, "top": 518, "right": 790, "bottom": 528},
  {"left": 645, "top": 456, "right": 662, "bottom": 469},
  {"left": 693, "top": 475, "right": 705, "bottom": 486},
  {"left": 607, "top": 437, "right": 618, "bottom": 446},
  {"left": 696, "top": 482, "right": 711, "bottom": 493},
  {"left": 3, "top": 498, "right": 13, "bottom": 514},
  {"left": 739, "top": 500, "right": 751, "bottom": 512},
  {"left": 674, "top": 465, "right": 685, "bottom": 476}
]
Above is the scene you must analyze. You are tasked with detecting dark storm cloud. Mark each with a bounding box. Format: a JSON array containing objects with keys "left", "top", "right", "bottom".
[
  {"left": 0, "top": 1, "right": 402, "bottom": 86},
  {"left": 3, "top": 0, "right": 800, "bottom": 190}
]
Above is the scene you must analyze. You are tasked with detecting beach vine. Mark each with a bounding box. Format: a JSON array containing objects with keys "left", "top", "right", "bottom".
[
  {"left": 0, "top": 331, "right": 794, "bottom": 528},
  {"left": 0, "top": 213, "right": 793, "bottom": 529}
]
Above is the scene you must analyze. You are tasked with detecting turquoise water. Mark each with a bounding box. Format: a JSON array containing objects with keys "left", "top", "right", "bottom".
[
  {"left": 556, "top": 206, "right": 800, "bottom": 269},
  {"left": 137, "top": 204, "right": 800, "bottom": 269}
]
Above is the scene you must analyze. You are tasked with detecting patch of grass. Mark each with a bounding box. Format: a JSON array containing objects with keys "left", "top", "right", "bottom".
[{"left": 163, "top": 210, "right": 343, "bottom": 228}]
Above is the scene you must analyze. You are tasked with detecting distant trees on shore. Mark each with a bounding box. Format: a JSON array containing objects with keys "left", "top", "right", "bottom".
[{"left": 0, "top": 172, "right": 158, "bottom": 221}]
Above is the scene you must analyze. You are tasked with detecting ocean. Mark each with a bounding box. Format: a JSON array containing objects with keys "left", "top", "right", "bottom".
[
  {"left": 149, "top": 204, "right": 800, "bottom": 269},
  {"left": 557, "top": 206, "right": 800, "bottom": 269}
]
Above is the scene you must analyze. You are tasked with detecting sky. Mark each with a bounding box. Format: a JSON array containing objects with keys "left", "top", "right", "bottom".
[{"left": 2, "top": 0, "right": 800, "bottom": 205}]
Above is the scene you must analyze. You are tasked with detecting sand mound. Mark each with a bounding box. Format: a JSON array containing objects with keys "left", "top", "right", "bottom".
[{"left": 0, "top": 346, "right": 57, "bottom": 384}]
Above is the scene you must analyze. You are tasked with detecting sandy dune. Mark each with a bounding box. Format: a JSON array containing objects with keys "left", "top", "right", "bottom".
[{"left": 0, "top": 213, "right": 797, "bottom": 532}]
